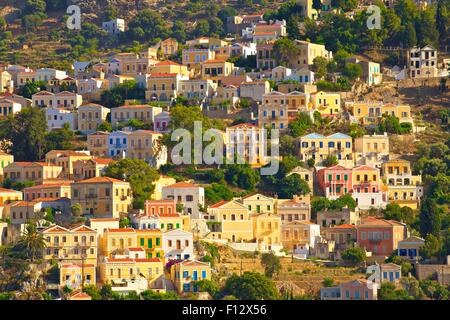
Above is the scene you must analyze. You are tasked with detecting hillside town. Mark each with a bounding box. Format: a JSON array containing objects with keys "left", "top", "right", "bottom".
[{"left": 0, "top": 0, "right": 449, "bottom": 301}]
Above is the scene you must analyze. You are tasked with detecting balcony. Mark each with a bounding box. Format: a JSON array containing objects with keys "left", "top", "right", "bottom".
[
  {"left": 85, "top": 194, "right": 97, "bottom": 199},
  {"left": 120, "top": 195, "right": 128, "bottom": 201},
  {"left": 369, "top": 238, "right": 382, "bottom": 244}
]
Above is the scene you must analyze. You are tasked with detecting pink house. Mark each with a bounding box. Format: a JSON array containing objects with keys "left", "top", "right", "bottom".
[
  {"left": 340, "top": 279, "right": 378, "bottom": 300},
  {"left": 317, "top": 165, "right": 352, "bottom": 199},
  {"left": 154, "top": 111, "right": 171, "bottom": 133}
]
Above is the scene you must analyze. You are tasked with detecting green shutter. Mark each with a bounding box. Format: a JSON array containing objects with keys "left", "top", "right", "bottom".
[
  {"left": 140, "top": 238, "right": 144, "bottom": 246},
  {"left": 160, "top": 223, "right": 164, "bottom": 229},
  {"left": 156, "top": 252, "right": 160, "bottom": 258},
  {"left": 156, "top": 237, "right": 160, "bottom": 246},
  {"left": 148, "top": 238, "right": 152, "bottom": 248},
  {"left": 328, "top": 174, "right": 332, "bottom": 181},
  {"left": 176, "top": 223, "right": 180, "bottom": 229}
]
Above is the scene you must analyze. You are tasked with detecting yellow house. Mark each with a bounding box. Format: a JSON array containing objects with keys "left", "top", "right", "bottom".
[
  {"left": 0, "top": 70, "right": 12, "bottom": 93},
  {"left": 71, "top": 177, "right": 132, "bottom": 218},
  {"left": 145, "top": 73, "right": 188, "bottom": 102},
  {"left": 298, "top": 132, "right": 354, "bottom": 167},
  {"left": 160, "top": 38, "right": 179, "bottom": 57},
  {"left": 41, "top": 225, "right": 98, "bottom": 265},
  {"left": 289, "top": 40, "right": 332, "bottom": 68},
  {"left": 152, "top": 175, "right": 177, "bottom": 200},
  {"left": 225, "top": 123, "right": 267, "bottom": 167},
  {"left": 239, "top": 193, "right": 276, "bottom": 214},
  {"left": 354, "top": 133, "right": 390, "bottom": 166},
  {"left": 101, "top": 228, "right": 137, "bottom": 257},
  {"left": 0, "top": 151, "right": 13, "bottom": 180},
  {"left": 45, "top": 150, "right": 92, "bottom": 179},
  {"left": 170, "top": 260, "right": 211, "bottom": 293},
  {"left": 3, "top": 162, "right": 63, "bottom": 183},
  {"left": 99, "top": 257, "right": 164, "bottom": 293},
  {"left": 201, "top": 59, "right": 234, "bottom": 85},
  {"left": 0, "top": 187, "right": 22, "bottom": 206},
  {"left": 87, "top": 131, "right": 110, "bottom": 157},
  {"left": 110, "top": 104, "right": 162, "bottom": 129},
  {"left": 252, "top": 212, "right": 282, "bottom": 251},
  {"left": 381, "top": 159, "right": 423, "bottom": 209},
  {"left": 310, "top": 91, "right": 341, "bottom": 116},
  {"left": 23, "top": 182, "right": 71, "bottom": 201},
  {"left": 182, "top": 48, "right": 215, "bottom": 70},
  {"left": 126, "top": 130, "right": 167, "bottom": 168},
  {"left": 77, "top": 103, "right": 110, "bottom": 134},
  {"left": 72, "top": 158, "right": 113, "bottom": 181},
  {"left": 258, "top": 91, "right": 289, "bottom": 130},
  {"left": 149, "top": 61, "right": 189, "bottom": 77},
  {"left": 347, "top": 102, "right": 413, "bottom": 127},
  {"left": 136, "top": 229, "right": 164, "bottom": 259},
  {"left": 206, "top": 200, "right": 254, "bottom": 242},
  {"left": 59, "top": 263, "right": 96, "bottom": 289}
]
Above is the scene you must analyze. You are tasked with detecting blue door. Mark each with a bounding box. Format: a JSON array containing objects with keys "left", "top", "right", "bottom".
[
  {"left": 183, "top": 284, "right": 190, "bottom": 292},
  {"left": 389, "top": 272, "right": 394, "bottom": 282},
  {"left": 193, "top": 271, "right": 198, "bottom": 281}
]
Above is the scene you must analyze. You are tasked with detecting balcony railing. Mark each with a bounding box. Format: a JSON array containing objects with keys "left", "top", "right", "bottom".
[{"left": 85, "top": 194, "right": 97, "bottom": 199}]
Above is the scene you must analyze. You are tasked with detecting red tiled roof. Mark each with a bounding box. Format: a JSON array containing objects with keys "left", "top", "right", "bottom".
[
  {"left": 135, "top": 258, "right": 162, "bottom": 263},
  {"left": 155, "top": 60, "right": 182, "bottom": 67},
  {"left": 210, "top": 200, "right": 230, "bottom": 208},
  {"left": 74, "top": 177, "right": 126, "bottom": 184},
  {"left": 149, "top": 73, "right": 178, "bottom": 77},
  {"left": 106, "top": 228, "right": 135, "bottom": 233},
  {"left": 164, "top": 182, "right": 197, "bottom": 188}
]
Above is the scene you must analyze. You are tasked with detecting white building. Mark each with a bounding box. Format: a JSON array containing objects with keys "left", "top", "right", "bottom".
[
  {"left": 107, "top": 130, "right": 130, "bottom": 158},
  {"left": 32, "top": 91, "right": 83, "bottom": 109},
  {"left": 162, "top": 229, "right": 194, "bottom": 261},
  {"left": 45, "top": 107, "right": 78, "bottom": 130},
  {"left": 178, "top": 79, "right": 217, "bottom": 101},
  {"left": 162, "top": 182, "right": 205, "bottom": 219},
  {"left": 271, "top": 66, "right": 292, "bottom": 82},
  {"left": 287, "top": 68, "right": 315, "bottom": 84},
  {"left": 0, "top": 98, "right": 22, "bottom": 117},
  {"left": 407, "top": 45, "right": 439, "bottom": 79},
  {"left": 102, "top": 18, "right": 125, "bottom": 35},
  {"left": 35, "top": 68, "right": 67, "bottom": 82}
]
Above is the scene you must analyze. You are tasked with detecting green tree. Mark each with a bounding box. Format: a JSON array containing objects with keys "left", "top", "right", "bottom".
[
  {"left": 260, "top": 253, "right": 282, "bottom": 278},
  {"left": 322, "top": 277, "right": 335, "bottom": 287},
  {"left": 97, "top": 121, "right": 112, "bottom": 132},
  {"left": 224, "top": 164, "right": 260, "bottom": 191},
  {"left": 323, "top": 155, "right": 338, "bottom": 167},
  {"left": 104, "top": 159, "right": 159, "bottom": 209},
  {"left": 127, "top": 9, "right": 169, "bottom": 43},
  {"left": 195, "top": 279, "right": 220, "bottom": 297},
  {"left": 278, "top": 175, "right": 310, "bottom": 198},
  {"left": 379, "top": 282, "right": 412, "bottom": 300},
  {"left": 341, "top": 246, "right": 366, "bottom": 265},
  {"left": 312, "top": 56, "right": 329, "bottom": 79},
  {"left": 18, "top": 81, "right": 47, "bottom": 99},
  {"left": 342, "top": 63, "right": 362, "bottom": 82},
  {"left": 223, "top": 272, "right": 279, "bottom": 300},
  {"left": 273, "top": 38, "right": 300, "bottom": 67},
  {"left": 419, "top": 198, "right": 442, "bottom": 237},
  {"left": 421, "top": 234, "right": 442, "bottom": 259},
  {"left": 0, "top": 107, "right": 47, "bottom": 161},
  {"left": 14, "top": 222, "right": 46, "bottom": 262},
  {"left": 100, "top": 81, "right": 145, "bottom": 108},
  {"left": 45, "top": 123, "right": 75, "bottom": 150},
  {"left": 289, "top": 112, "right": 313, "bottom": 137}
]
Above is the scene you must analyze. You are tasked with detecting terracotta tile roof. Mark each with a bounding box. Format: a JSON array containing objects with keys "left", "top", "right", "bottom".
[
  {"left": 203, "top": 59, "right": 227, "bottom": 63},
  {"left": 24, "top": 182, "right": 72, "bottom": 189},
  {"left": 0, "top": 187, "right": 22, "bottom": 193},
  {"left": 210, "top": 200, "right": 231, "bottom": 208},
  {"left": 359, "top": 218, "right": 405, "bottom": 227},
  {"left": 127, "top": 247, "right": 144, "bottom": 252},
  {"left": 106, "top": 228, "right": 135, "bottom": 233},
  {"left": 115, "top": 105, "right": 151, "bottom": 109},
  {"left": 68, "top": 292, "right": 92, "bottom": 299},
  {"left": 353, "top": 165, "right": 377, "bottom": 171},
  {"left": 134, "top": 258, "right": 162, "bottom": 263},
  {"left": 149, "top": 73, "right": 178, "bottom": 77},
  {"left": 155, "top": 60, "right": 182, "bottom": 66},
  {"left": 228, "top": 123, "right": 257, "bottom": 129},
  {"left": 105, "top": 258, "right": 134, "bottom": 263},
  {"left": 164, "top": 182, "right": 198, "bottom": 188},
  {"left": 93, "top": 158, "right": 113, "bottom": 165},
  {"left": 89, "top": 218, "right": 120, "bottom": 222},
  {"left": 74, "top": 177, "right": 126, "bottom": 184},
  {"left": 332, "top": 224, "right": 357, "bottom": 229}
]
